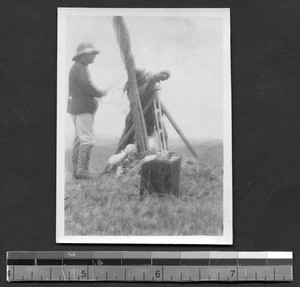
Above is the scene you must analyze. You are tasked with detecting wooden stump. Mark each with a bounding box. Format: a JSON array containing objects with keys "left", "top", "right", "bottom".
[{"left": 140, "top": 154, "right": 181, "bottom": 198}]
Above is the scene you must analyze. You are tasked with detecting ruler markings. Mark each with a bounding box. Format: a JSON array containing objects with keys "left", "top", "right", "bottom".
[
  {"left": 7, "top": 265, "right": 293, "bottom": 282},
  {"left": 6, "top": 251, "right": 293, "bottom": 282},
  {"left": 61, "top": 268, "right": 66, "bottom": 281},
  {"left": 91, "top": 266, "right": 94, "bottom": 280}
]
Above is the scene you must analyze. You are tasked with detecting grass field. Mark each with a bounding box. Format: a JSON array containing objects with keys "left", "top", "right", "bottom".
[{"left": 64, "top": 139, "right": 223, "bottom": 236}]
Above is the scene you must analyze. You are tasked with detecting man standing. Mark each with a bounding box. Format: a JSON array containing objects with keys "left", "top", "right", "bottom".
[{"left": 67, "top": 42, "right": 107, "bottom": 179}]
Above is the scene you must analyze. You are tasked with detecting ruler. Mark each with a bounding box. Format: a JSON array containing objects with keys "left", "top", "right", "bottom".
[{"left": 7, "top": 251, "right": 293, "bottom": 282}]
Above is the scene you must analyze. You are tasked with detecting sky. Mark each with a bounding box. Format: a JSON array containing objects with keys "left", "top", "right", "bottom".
[{"left": 58, "top": 9, "right": 230, "bottom": 148}]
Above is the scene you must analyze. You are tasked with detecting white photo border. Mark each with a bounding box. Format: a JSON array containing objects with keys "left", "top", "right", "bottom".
[{"left": 56, "top": 8, "right": 232, "bottom": 244}]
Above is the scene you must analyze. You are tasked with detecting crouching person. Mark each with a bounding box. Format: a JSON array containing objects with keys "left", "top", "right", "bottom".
[
  {"left": 67, "top": 42, "right": 107, "bottom": 179},
  {"left": 118, "top": 68, "right": 170, "bottom": 153}
]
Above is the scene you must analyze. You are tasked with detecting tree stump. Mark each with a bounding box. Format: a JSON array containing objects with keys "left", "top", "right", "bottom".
[{"left": 140, "top": 154, "right": 181, "bottom": 198}]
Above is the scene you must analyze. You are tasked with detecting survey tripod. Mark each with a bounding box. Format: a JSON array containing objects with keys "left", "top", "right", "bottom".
[{"left": 117, "top": 81, "right": 199, "bottom": 161}]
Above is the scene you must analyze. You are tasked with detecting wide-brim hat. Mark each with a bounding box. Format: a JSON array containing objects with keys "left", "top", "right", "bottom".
[{"left": 72, "top": 42, "right": 100, "bottom": 61}]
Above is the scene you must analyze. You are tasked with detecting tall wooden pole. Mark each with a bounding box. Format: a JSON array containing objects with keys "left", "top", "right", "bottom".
[{"left": 113, "top": 16, "right": 148, "bottom": 152}]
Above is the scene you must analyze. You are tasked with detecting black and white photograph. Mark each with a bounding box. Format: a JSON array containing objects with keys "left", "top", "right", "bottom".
[{"left": 56, "top": 8, "right": 232, "bottom": 244}]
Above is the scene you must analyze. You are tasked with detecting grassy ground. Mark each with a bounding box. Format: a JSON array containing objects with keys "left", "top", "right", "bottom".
[{"left": 64, "top": 141, "right": 223, "bottom": 236}]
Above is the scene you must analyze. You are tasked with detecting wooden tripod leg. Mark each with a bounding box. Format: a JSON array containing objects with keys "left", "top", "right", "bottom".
[
  {"left": 153, "top": 97, "right": 167, "bottom": 153},
  {"left": 160, "top": 100, "right": 199, "bottom": 160}
]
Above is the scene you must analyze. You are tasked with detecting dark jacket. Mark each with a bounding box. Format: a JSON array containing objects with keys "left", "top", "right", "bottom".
[
  {"left": 117, "top": 71, "right": 161, "bottom": 151},
  {"left": 67, "top": 62, "right": 105, "bottom": 115}
]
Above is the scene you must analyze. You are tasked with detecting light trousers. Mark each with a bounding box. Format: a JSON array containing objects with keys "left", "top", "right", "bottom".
[{"left": 71, "top": 113, "right": 96, "bottom": 164}]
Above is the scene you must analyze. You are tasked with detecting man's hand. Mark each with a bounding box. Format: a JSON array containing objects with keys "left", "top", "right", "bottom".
[
  {"left": 152, "top": 70, "right": 171, "bottom": 83},
  {"left": 159, "top": 70, "right": 171, "bottom": 80},
  {"left": 101, "top": 89, "right": 108, "bottom": 97}
]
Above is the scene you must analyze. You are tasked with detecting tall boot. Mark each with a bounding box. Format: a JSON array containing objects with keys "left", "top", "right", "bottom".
[
  {"left": 72, "top": 158, "right": 78, "bottom": 179},
  {"left": 72, "top": 142, "right": 80, "bottom": 179},
  {"left": 76, "top": 144, "right": 93, "bottom": 179}
]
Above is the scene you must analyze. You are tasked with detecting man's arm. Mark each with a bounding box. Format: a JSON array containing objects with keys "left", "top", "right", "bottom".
[{"left": 151, "top": 70, "right": 171, "bottom": 83}]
